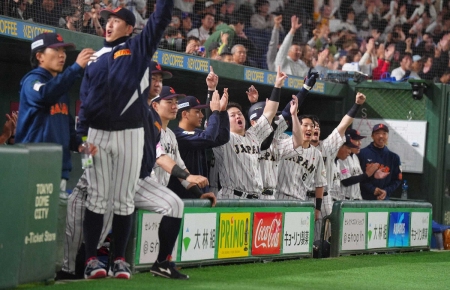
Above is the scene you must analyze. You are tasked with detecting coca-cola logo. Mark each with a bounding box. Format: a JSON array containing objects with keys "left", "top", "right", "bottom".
[{"left": 254, "top": 218, "right": 281, "bottom": 249}]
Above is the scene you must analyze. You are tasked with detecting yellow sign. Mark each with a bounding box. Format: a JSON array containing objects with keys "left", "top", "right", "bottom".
[{"left": 218, "top": 213, "right": 251, "bottom": 258}]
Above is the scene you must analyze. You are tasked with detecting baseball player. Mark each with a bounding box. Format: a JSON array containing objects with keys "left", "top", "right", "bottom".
[
  {"left": 213, "top": 67, "right": 287, "bottom": 199},
  {"left": 246, "top": 68, "right": 319, "bottom": 199},
  {"left": 310, "top": 92, "right": 367, "bottom": 240},
  {"left": 276, "top": 114, "right": 327, "bottom": 222},
  {"left": 337, "top": 129, "right": 379, "bottom": 200},
  {"left": 168, "top": 67, "right": 230, "bottom": 198},
  {"left": 75, "top": 0, "right": 174, "bottom": 279},
  {"left": 246, "top": 95, "right": 302, "bottom": 200}
]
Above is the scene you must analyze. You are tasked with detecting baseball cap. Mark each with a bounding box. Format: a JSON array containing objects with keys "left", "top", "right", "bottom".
[
  {"left": 100, "top": 7, "right": 136, "bottom": 27},
  {"left": 248, "top": 101, "right": 265, "bottom": 121},
  {"left": 372, "top": 123, "right": 389, "bottom": 133},
  {"left": 343, "top": 134, "right": 359, "bottom": 148},
  {"left": 181, "top": 12, "right": 191, "bottom": 20},
  {"left": 346, "top": 128, "right": 366, "bottom": 140},
  {"left": 150, "top": 61, "right": 172, "bottom": 79},
  {"left": 151, "top": 86, "right": 186, "bottom": 102},
  {"left": 208, "top": 41, "right": 220, "bottom": 53},
  {"left": 177, "top": 96, "right": 209, "bottom": 111},
  {"left": 205, "top": 1, "right": 214, "bottom": 8},
  {"left": 31, "top": 33, "right": 75, "bottom": 55},
  {"left": 412, "top": 55, "right": 422, "bottom": 62}
]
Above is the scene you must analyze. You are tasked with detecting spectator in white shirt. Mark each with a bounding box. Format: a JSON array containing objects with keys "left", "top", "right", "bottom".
[
  {"left": 187, "top": 13, "right": 215, "bottom": 44},
  {"left": 391, "top": 53, "right": 421, "bottom": 80}
]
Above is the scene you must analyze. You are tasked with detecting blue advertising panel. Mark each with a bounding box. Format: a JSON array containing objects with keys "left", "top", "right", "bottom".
[{"left": 388, "top": 212, "right": 410, "bottom": 247}]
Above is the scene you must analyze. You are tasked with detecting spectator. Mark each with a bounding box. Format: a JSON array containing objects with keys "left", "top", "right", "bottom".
[
  {"left": 174, "top": 0, "right": 195, "bottom": 13},
  {"left": 161, "top": 27, "right": 184, "bottom": 52},
  {"left": 61, "top": 6, "right": 81, "bottom": 31},
  {"left": 81, "top": 3, "right": 104, "bottom": 36},
  {"left": 390, "top": 53, "right": 420, "bottom": 80},
  {"left": 314, "top": 48, "right": 329, "bottom": 76},
  {"left": 250, "top": 0, "right": 274, "bottom": 30},
  {"left": 0, "top": 112, "right": 17, "bottom": 145},
  {"left": 180, "top": 12, "right": 192, "bottom": 38},
  {"left": 33, "top": 0, "right": 61, "bottom": 27},
  {"left": 220, "top": 51, "right": 234, "bottom": 62},
  {"left": 185, "top": 36, "right": 203, "bottom": 56},
  {"left": 266, "top": 14, "right": 283, "bottom": 71},
  {"left": 207, "top": 41, "right": 221, "bottom": 60},
  {"left": 339, "top": 9, "right": 357, "bottom": 33},
  {"left": 308, "top": 24, "right": 330, "bottom": 51},
  {"left": 358, "top": 124, "right": 402, "bottom": 200},
  {"left": 274, "top": 15, "right": 309, "bottom": 77},
  {"left": 434, "top": 68, "right": 450, "bottom": 84},
  {"left": 231, "top": 44, "right": 256, "bottom": 67},
  {"left": 372, "top": 43, "right": 395, "bottom": 80},
  {"left": 170, "top": 14, "right": 182, "bottom": 30},
  {"left": 411, "top": 54, "right": 423, "bottom": 76},
  {"left": 218, "top": 0, "right": 237, "bottom": 24},
  {"left": 187, "top": 13, "right": 215, "bottom": 44},
  {"left": 9, "top": 0, "right": 32, "bottom": 21}
]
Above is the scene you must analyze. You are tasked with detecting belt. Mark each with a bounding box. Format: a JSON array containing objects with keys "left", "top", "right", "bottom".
[
  {"left": 306, "top": 191, "right": 328, "bottom": 198},
  {"left": 345, "top": 197, "right": 361, "bottom": 200},
  {"left": 262, "top": 189, "right": 274, "bottom": 196},
  {"left": 233, "top": 189, "right": 259, "bottom": 199}
]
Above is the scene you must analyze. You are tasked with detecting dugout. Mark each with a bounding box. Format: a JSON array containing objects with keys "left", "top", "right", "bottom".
[{"left": 0, "top": 17, "right": 450, "bottom": 224}]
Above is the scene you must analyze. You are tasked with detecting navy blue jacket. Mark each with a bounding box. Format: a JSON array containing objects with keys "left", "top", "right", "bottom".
[
  {"left": 16, "top": 64, "right": 84, "bottom": 180},
  {"left": 357, "top": 143, "right": 402, "bottom": 200},
  {"left": 77, "top": 0, "right": 173, "bottom": 136},
  {"left": 168, "top": 111, "right": 230, "bottom": 198},
  {"left": 140, "top": 105, "right": 162, "bottom": 179}
]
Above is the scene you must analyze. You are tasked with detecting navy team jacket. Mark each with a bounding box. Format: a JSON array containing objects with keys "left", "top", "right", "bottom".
[
  {"left": 77, "top": 0, "right": 173, "bottom": 137},
  {"left": 168, "top": 111, "right": 230, "bottom": 198},
  {"left": 16, "top": 64, "right": 83, "bottom": 180}
]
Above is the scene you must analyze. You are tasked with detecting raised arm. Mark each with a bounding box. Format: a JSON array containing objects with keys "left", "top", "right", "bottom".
[
  {"left": 336, "top": 92, "right": 366, "bottom": 137},
  {"left": 262, "top": 66, "right": 288, "bottom": 124}
]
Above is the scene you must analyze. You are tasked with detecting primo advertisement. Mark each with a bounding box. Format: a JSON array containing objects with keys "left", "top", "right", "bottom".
[{"left": 218, "top": 213, "right": 251, "bottom": 259}]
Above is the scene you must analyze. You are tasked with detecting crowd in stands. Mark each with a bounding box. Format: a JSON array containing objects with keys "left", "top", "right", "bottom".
[{"left": 3, "top": 0, "right": 450, "bottom": 82}]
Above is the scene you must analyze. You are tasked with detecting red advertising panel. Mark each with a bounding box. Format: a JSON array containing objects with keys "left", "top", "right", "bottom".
[{"left": 252, "top": 212, "right": 282, "bottom": 255}]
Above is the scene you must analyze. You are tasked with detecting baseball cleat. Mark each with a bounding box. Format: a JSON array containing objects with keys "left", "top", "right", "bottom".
[
  {"left": 109, "top": 258, "right": 131, "bottom": 279},
  {"left": 150, "top": 260, "right": 189, "bottom": 280},
  {"left": 84, "top": 257, "right": 107, "bottom": 279}
]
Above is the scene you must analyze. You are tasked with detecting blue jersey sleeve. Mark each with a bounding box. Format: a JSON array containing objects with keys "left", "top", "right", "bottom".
[{"left": 23, "top": 63, "right": 83, "bottom": 107}]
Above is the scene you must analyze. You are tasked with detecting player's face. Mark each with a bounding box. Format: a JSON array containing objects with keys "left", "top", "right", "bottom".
[
  {"left": 105, "top": 16, "right": 133, "bottom": 42},
  {"left": 337, "top": 145, "right": 352, "bottom": 160},
  {"left": 150, "top": 74, "right": 163, "bottom": 99},
  {"left": 300, "top": 118, "right": 315, "bottom": 142},
  {"left": 372, "top": 129, "right": 388, "bottom": 148},
  {"left": 155, "top": 98, "right": 179, "bottom": 121},
  {"left": 312, "top": 123, "right": 320, "bottom": 142},
  {"left": 350, "top": 138, "right": 361, "bottom": 154},
  {"left": 228, "top": 107, "right": 245, "bottom": 135},
  {"left": 186, "top": 108, "right": 204, "bottom": 127},
  {"left": 37, "top": 47, "right": 67, "bottom": 76}
]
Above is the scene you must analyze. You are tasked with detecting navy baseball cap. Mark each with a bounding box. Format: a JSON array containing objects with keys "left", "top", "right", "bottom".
[
  {"left": 372, "top": 123, "right": 389, "bottom": 133},
  {"left": 248, "top": 101, "right": 265, "bottom": 121},
  {"left": 31, "top": 33, "right": 75, "bottom": 55},
  {"left": 177, "top": 96, "right": 209, "bottom": 111},
  {"left": 346, "top": 128, "right": 366, "bottom": 140},
  {"left": 100, "top": 7, "right": 136, "bottom": 27},
  {"left": 152, "top": 86, "right": 186, "bottom": 102},
  {"left": 343, "top": 134, "right": 359, "bottom": 148},
  {"left": 150, "top": 61, "right": 172, "bottom": 79}
]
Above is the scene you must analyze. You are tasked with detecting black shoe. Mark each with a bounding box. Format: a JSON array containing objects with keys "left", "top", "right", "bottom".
[
  {"left": 55, "top": 270, "right": 80, "bottom": 281},
  {"left": 150, "top": 260, "right": 189, "bottom": 280}
]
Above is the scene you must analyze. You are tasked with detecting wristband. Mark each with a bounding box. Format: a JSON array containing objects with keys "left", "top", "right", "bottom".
[
  {"left": 315, "top": 197, "right": 323, "bottom": 211},
  {"left": 171, "top": 165, "right": 190, "bottom": 180},
  {"left": 269, "top": 87, "right": 281, "bottom": 102},
  {"left": 181, "top": 180, "right": 190, "bottom": 188},
  {"left": 188, "top": 185, "right": 203, "bottom": 198},
  {"left": 347, "top": 103, "right": 361, "bottom": 118}
]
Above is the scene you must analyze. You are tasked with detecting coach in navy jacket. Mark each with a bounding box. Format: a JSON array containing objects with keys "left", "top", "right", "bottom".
[
  {"left": 16, "top": 33, "right": 94, "bottom": 181},
  {"left": 358, "top": 124, "right": 402, "bottom": 200}
]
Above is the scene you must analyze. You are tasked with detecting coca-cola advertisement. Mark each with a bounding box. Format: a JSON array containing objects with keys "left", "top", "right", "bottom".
[{"left": 251, "top": 212, "right": 282, "bottom": 255}]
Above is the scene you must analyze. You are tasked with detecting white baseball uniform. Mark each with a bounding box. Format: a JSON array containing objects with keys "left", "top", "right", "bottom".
[
  {"left": 312, "top": 128, "right": 345, "bottom": 240},
  {"left": 208, "top": 152, "right": 219, "bottom": 195},
  {"left": 337, "top": 154, "right": 363, "bottom": 200},
  {"left": 259, "top": 116, "right": 302, "bottom": 199},
  {"left": 276, "top": 142, "right": 327, "bottom": 200},
  {"left": 213, "top": 115, "right": 272, "bottom": 199}
]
